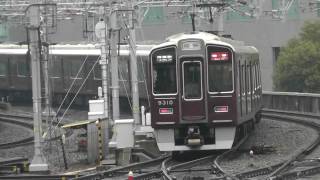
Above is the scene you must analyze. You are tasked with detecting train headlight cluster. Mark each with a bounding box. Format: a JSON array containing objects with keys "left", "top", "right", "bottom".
[
  {"left": 210, "top": 52, "right": 229, "bottom": 61},
  {"left": 156, "top": 55, "right": 173, "bottom": 63}
]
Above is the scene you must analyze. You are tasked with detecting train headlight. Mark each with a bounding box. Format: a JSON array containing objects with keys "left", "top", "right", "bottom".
[
  {"left": 214, "top": 106, "right": 229, "bottom": 112},
  {"left": 210, "top": 52, "right": 229, "bottom": 61},
  {"left": 156, "top": 55, "right": 173, "bottom": 63},
  {"left": 159, "top": 108, "right": 173, "bottom": 114}
]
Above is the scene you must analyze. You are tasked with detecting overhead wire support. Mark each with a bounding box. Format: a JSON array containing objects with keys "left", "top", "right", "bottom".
[{"left": 27, "top": 0, "right": 49, "bottom": 172}]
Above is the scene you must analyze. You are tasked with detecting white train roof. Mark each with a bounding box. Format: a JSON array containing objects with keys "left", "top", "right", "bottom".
[
  {"left": 151, "top": 31, "right": 258, "bottom": 54},
  {"left": 0, "top": 44, "right": 154, "bottom": 56}
]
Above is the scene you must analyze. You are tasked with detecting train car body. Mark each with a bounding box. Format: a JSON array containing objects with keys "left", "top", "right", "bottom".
[
  {"left": 148, "top": 32, "right": 262, "bottom": 151},
  {"left": 0, "top": 44, "right": 152, "bottom": 105}
]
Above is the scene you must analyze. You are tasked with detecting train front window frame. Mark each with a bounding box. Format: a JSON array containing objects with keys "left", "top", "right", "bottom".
[
  {"left": 206, "top": 45, "right": 234, "bottom": 94},
  {"left": 151, "top": 46, "right": 177, "bottom": 96}
]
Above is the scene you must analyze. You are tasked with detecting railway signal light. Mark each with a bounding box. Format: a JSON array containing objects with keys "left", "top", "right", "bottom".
[{"left": 128, "top": 171, "right": 134, "bottom": 180}]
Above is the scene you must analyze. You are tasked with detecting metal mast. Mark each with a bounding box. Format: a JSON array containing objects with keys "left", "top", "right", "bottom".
[
  {"left": 95, "top": 6, "right": 110, "bottom": 159},
  {"left": 128, "top": 0, "right": 141, "bottom": 125},
  {"left": 110, "top": 3, "right": 120, "bottom": 122},
  {"left": 27, "top": 0, "right": 48, "bottom": 172}
]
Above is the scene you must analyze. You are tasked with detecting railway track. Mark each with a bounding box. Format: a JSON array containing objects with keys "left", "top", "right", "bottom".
[
  {"left": 212, "top": 109, "right": 320, "bottom": 180},
  {"left": 71, "top": 154, "right": 170, "bottom": 180},
  {"left": 66, "top": 109, "right": 320, "bottom": 180},
  {"left": 0, "top": 111, "right": 69, "bottom": 149},
  {"left": 0, "top": 112, "right": 34, "bottom": 149},
  {"left": 2, "top": 109, "right": 320, "bottom": 179},
  {"left": 126, "top": 109, "right": 320, "bottom": 180}
]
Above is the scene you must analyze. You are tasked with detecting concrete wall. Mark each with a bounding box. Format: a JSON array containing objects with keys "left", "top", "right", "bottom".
[{"left": 263, "top": 91, "right": 320, "bottom": 114}]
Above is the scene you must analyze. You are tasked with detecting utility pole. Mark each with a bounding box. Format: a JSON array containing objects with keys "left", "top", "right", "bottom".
[
  {"left": 110, "top": 4, "right": 120, "bottom": 122},
  {"left": 27, "top": 1, "right": 48, "bottom": 172},
  {"left": 128, "top": 0, "right": 140, "bottom": 125},
  {"left": 95, "top": 9, "right": 110, "bottom": 159}
]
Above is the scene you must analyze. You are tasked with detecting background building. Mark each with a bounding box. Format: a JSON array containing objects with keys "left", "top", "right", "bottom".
[{"left": 0, "top": 0, "right": 319, "bottom": 90}]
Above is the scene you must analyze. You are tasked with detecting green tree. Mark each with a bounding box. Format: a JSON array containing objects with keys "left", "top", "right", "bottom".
[{"left": 273, "top": 20, "right": 320, "bottom": 93}]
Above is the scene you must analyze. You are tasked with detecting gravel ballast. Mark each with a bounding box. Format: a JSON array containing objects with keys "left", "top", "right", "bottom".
[
  {"left": 1, "top": 105, "right": 320, "bottom": 176},
  {"left": 221, "top": 118, "right": 318, "bottom": 174}
]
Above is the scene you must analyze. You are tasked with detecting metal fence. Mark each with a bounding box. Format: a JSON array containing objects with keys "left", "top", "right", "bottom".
[{"left": 262, "top": 91, "right": 320, "bottom": 114}]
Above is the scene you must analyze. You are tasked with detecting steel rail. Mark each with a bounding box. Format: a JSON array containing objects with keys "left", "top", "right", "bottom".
[
  {"left": 217, "top": 109, "right": 320, "bottom": 180},
  {"left": 161, "top": 157, "right": 174, "bottom": 180},
  {"left": 0, "top": 111, "right": 67, "bottom": 149},
  {"left": 207, "top": 109, "right": 320, "bottom": 180},
  {"left": 0, "top": 113, "right": 34, "bottom": 149},
  {"left": 262, "top": 110, "right": 320, "bottom": 179},
  {"left": 71, "top": 154, "right": 170, "bottom": 180},
  {"left": 0, "top": 174, "right": 76, "bottom": 180},
  {"left": 160, "top": 154, "right": 218, "bottom": 180},
  {"left": 212, "top": 133, "right": 249, "bottom": 180}
]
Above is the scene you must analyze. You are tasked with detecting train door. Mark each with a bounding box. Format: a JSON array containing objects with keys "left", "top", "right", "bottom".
[{"left": 180, "top": 57, "right": 206, "bottom": 121}]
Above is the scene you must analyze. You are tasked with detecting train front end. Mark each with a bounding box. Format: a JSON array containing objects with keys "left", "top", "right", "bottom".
[{"left": 149, "top": 32, "right": 237, "bottom": 151}]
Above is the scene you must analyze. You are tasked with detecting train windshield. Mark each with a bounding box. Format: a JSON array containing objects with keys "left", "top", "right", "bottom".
[
  {"left": 152, "top": 47, "right": 177, "bottom": 94},
  {"left": 207, "top": 46, "right": 233, "bottom": 92}
]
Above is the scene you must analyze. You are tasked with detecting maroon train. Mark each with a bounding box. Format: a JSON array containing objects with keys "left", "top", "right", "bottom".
[{"left": 148, "top": 32, "right": 262, "bottom": 151}]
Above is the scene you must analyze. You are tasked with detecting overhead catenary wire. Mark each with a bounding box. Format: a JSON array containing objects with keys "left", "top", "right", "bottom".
[
  {"left": 121, "top": 20, "right": 151, "bottom": 108},
  {"left": 54, "top": 55, "right": 100, "bottom": 128},
  {"left": 53, "top": 54, "right": 90, "bottom": 120},
  {"left": 119, "top": 62, "right": 133, "bottom": 110}
]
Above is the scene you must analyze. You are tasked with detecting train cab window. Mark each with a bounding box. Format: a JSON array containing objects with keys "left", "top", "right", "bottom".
[
  {"left": 0, "top": 61, "right": 7, "bottom": 76},
  {"left": 152, "top": 47, "right": 177, "bottom": 95},
  {"left": 183, "top": 61, "right": 202, "bottom": 100},
  {"left": 17, "top": 61, "right": 30, "bottom": 77},
  {"left": 207, "top": 48, "right": 233, "bottom": 93}
]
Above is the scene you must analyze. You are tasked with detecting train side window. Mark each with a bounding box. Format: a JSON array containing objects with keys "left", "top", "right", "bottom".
[
  {"left": 151, "top": 47, "right": 177, "bottom": 95},
  {"left": 0, "top": 61, "right": 7, "bottom": 76},
  {"left": 242, "top": 64, "right": 246, "bottom": 115},
  {"left": 17, "top": 61, "right": 30, "bottom": 77},
  {"left": 70, "top": 57, "right": 84, "bottom": 79},
  {"left": 51, "top": 57, "right": 62, "bottom": 78},
  {"left": 239, "top": 61, "right": 242, "bottom": 116},
  {"left": 257, "top": 62, "right": 261, "bottom": 99},
  {"left": 244, "top": 62, "right": 248, "bottom": 114},
  {"left": 119, "top": 57, "right": 129, "bottom": 82},
  {"left": 247, "top": 64, "right": 251, "bottom": 113},
  {"left": 250, "top": 63, "right": 254, "bottom": 111},
  {"left": 252, "top": 63, "right": 256, "bottom": 104},
  {"left": 93, "top": 65, "right": 102, "bottom": 80}
]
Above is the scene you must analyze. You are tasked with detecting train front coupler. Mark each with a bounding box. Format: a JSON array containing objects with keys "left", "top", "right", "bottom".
[{"left": 184, "top": 126, "right": 204, "bottom": 146}]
